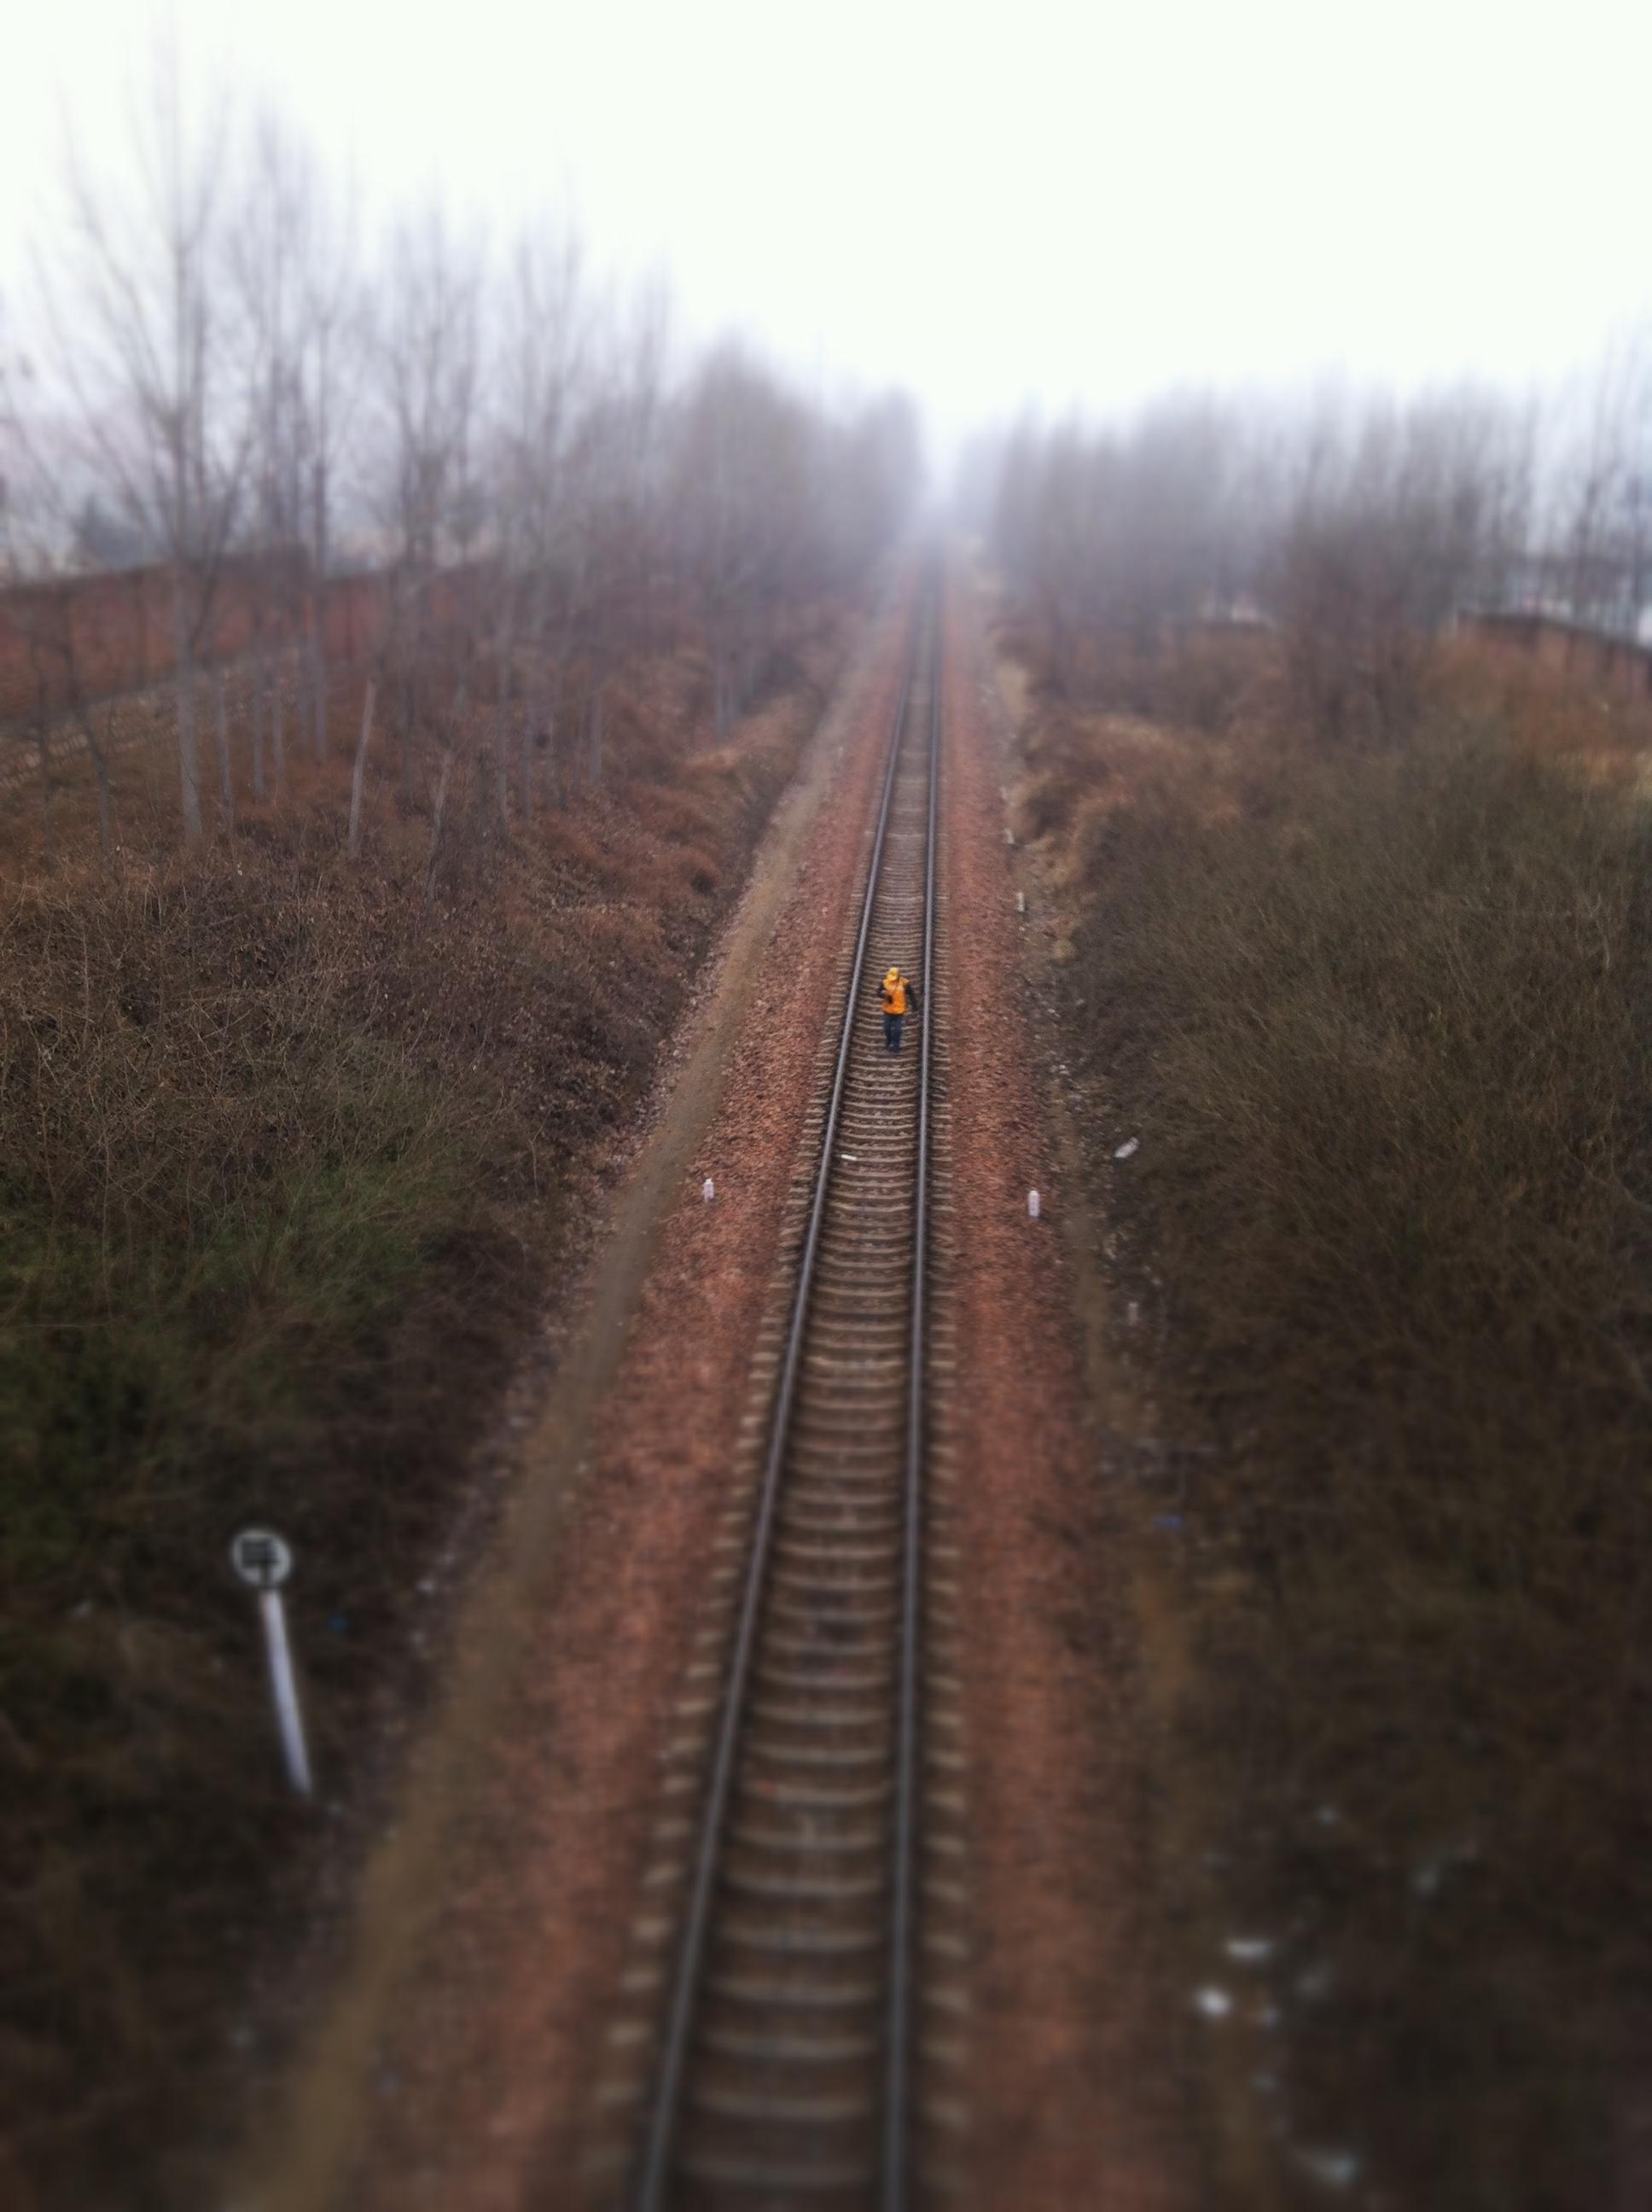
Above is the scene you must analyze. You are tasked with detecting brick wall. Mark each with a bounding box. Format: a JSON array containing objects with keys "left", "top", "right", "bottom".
[
  {"left": 0, "top": 562, "right": 393, "bottom": 729},
  {"left": 1458, "top": 611, "right": 1652, "bottom": 701}
]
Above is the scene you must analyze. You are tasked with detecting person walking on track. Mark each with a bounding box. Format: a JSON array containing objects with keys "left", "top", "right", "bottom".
[{"left": 881, "top": 965, "right": 917, "bottom": 1054}]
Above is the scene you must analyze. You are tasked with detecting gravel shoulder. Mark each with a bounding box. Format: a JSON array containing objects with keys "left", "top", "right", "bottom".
[{"left": 939, "top": 565, "right": 1194, "bottom": 2209}]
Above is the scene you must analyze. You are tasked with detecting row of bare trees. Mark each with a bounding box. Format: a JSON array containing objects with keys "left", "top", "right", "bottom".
[
  {"left": 1551, "top": 335, "right": 1652, "bottom": 634},
  {"left": 981, "top": 354, "right": 1652, "bottom": 735},
  {"left": 0, "top": 59, "right": 923, "bottom": 846}
]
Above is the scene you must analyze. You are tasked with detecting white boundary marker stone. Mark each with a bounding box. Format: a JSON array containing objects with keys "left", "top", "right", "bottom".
[{"left": 230, "top": 1528, "right": 313, "bottom": 1797}]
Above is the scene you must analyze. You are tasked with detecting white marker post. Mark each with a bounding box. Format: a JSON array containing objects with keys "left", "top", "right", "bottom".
[{"left": 230, "top": 1528, "right": 312, "bottom": 1798}]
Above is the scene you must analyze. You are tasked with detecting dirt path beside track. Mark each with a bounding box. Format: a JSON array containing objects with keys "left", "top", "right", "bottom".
[{"left": 934, "top": 568, "right": 1192, "bottom": 2209}]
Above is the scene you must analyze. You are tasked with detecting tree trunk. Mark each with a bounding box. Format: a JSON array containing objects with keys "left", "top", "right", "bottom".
[
  {"left": 94, "top": 747, "right": 113, "bottom": 860},
  {"left": 174, "top": 580, "right": 203, "bottom": 841},
  {"left": 308, "top": 632, "right": 328, "bottom": 761},
  {"left": 348, "top": 678, "right": 375, "bottom": 860},
  {"left": 420, "top": 681, "right": 468, "bottom": 909},
  {"left": 75, "top": 706, "right": 113, "bottom": 861},
  {"left": 398, "top": 673, "right": 416, "bottom": 810},
  {"left": 586, "top": 678, "right": 604, "bottom": 786},
  {"left": 422, "top": 746, "right": 456, "bottom": 911},
  {"left": 271, "top": 677, "right": 288, "bottom": 793},
  {"left": 36, "top": 726, "right": 53, "bottom": 871},
  {"left": 311, "top": 446, "right": 331, "bottom": 758},
  {"left": 713, "top": 636, "right": 733, "bottom": 739},
  {"left": 251, "top": 661, "right": 267, "bottom": 803},
  {"left": 544, "top": 696, "right": 563, "bottom": 807},
  {"left": 216, "top": 672, "right": 235, "bottom": 823},
  {"left": 494, "top": 621, "right": 514, "bottom": 834},
  {"left": 521, "top": 661, "right": 538, "bottom": 820}
]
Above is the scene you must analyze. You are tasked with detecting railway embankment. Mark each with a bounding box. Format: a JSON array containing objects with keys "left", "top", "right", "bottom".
[
  {"left": 233, "top": 565, "right": 1195, "bottom": 2212},
  {"left": 996, "top": 603, "right": 1652, "bottom": 2209},
  {"left": 223, "top": 590, "right": 918, "bottom": 2212},
  {"left": 0, "top": 611, "right": 858, "bottom": 2212}
]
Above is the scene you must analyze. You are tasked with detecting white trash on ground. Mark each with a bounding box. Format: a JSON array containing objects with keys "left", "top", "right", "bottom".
[
  {"left": 1114, "top": 1137, "right": 1140, "bottom": 1161},
  {"left": 702, "top": 1178, "right": 715, "bottom": 1202},
  {"left": 1293, "top": 2147, "right": 1363, "bottom": 2190},
  {"left": 1224, "top": 1936, "right": 1277, "bottom": 1965}
]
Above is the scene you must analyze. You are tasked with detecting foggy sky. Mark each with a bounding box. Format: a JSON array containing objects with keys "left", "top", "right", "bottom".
[{"left": 5, "top": 0, "right": 1650, "bottom": 449}]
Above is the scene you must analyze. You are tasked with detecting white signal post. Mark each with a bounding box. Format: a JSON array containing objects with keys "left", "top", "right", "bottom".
[{"left": 229, "top": 1528, "right": 313, "bottom": 1798}]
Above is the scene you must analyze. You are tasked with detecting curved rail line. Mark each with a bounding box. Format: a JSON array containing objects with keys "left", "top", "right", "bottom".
[{"left": 628, "top": 585, "right": 945, "bottom": 2210}]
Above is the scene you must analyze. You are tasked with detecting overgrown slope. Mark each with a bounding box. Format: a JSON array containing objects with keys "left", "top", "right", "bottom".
[
  {"left": 1012, "top": 632, "right": 1652, "bottom": 2209},
  {"left": 0, "top": 628, "right": 845, "bottom": 2207}
]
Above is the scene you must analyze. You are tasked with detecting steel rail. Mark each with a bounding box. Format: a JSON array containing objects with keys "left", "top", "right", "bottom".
[
  {"left": 631, "top": 595, "right": 934, "bottom": 2212},
  {"left": 880, "top": 579, "right": 939, "bottom": 2210}
]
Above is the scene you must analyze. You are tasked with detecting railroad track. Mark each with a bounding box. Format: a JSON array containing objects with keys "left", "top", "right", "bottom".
[{"left": 591, "top": 590, "right": 966, "bottom": 2210}]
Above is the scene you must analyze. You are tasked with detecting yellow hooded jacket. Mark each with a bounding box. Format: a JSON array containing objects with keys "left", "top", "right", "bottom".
[{"left": 881, "top": 969, "right": 908, "bottom": 1016}]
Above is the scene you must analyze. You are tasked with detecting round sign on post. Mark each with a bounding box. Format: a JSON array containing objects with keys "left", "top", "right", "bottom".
[
  {"left": 230, "top": 1527, "right": 294, "bottom": 1590},
  {"left": 230, "top": 1527, "right": 311, "bottom": 1796}
]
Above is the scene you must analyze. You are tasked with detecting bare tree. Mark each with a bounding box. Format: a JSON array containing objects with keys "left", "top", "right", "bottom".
[
  {"left": 9, "top": 85, "right": 923, "bottom": 870},
  {"left": 1549, "top": 335, "right": 1652, "bottom": 634},
  {"left": 236, "top": 114, "right": 364, "bottom": 773},
  {"left": 42, "top": 42, "right": 250, "bottom": 837},
  {"left": 491, "top": 223, "right": 587, "bottom": 823},
  {"left": 991, "top": 380, "right": 1539, "bottom": 733},
  {"left": 672, "top": 345, "right": 814, "bottom": 736},
  {"left": 817, "top": 390, "right": 923, "bottom": 590},
  {"left": 295, "top": 154, "right": 362, "bottom": 762},
  {"left": 567, "top": 277, "right": 674, "bottom": 783},
  {"left": 0, "top": 352, "right": 119, "bottom": 854},
  {"left": 369, "top": 207, "right": 484, "bottom": 815}
]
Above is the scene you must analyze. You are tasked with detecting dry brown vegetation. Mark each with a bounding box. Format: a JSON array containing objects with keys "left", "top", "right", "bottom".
[
  {"left": 0, "top": 626, "right": 845, "bottom": 2208},
  {"left": 0, "top": 91, "right": 919, "bottom": 2202},
  {"left": 1007, "top": 619, "right": 1652, "bottom": 2209}
]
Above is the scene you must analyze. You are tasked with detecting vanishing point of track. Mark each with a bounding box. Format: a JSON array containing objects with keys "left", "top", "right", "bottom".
[{"left": 613, "top": 586, "right": 958, "bottom": 2211}]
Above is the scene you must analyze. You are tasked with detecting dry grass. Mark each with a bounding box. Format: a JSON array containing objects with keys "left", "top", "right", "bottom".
[
  {"left": 1014, "top": 630, "right": 1652, "bottom": 2208},
  {"left": 0, "top": 629, "right": 841, "bottom": 2205},
  {"left": 1439, "top": 636, "right": 1652, "bottom": 783}
]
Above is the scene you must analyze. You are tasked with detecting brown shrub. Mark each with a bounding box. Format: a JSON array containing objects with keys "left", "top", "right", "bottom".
[
  {"left": 0, "top": 623, "right": 842, "bottom": 2203},
  {"left": 1028, "top": 655, "right": 1652, "bottom": 2205}
]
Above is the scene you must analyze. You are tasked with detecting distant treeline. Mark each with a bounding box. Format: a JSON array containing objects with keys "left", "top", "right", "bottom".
[
  {"left": 0, "top": 72, "right": 923, "bottom": 839},
  {"left": 974, "top": 357, "right": 1652, "bottom": 734}
]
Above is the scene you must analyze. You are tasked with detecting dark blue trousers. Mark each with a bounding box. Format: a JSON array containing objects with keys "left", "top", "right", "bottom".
[{"left": 883, "top": 1012, "right": 904, "bottom": 1052}]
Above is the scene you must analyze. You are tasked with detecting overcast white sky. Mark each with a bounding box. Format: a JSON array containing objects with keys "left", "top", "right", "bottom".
[{"left": 4, "top": 0, "right": 1651, "bottom": 451}]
